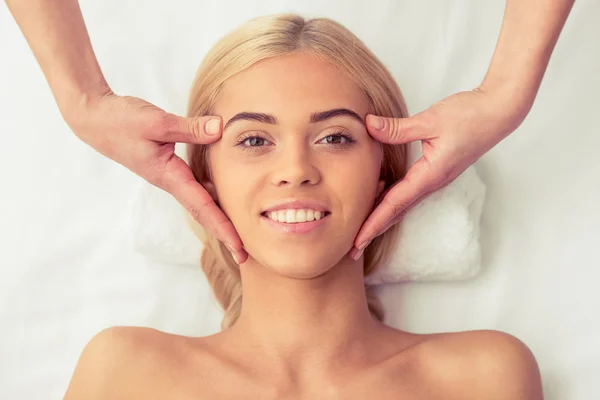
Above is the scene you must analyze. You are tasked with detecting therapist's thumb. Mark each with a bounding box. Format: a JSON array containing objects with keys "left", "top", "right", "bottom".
[
  {"left": 158, "top": 114, "right": 223, "bottom": 144},
  {"left": 365, "top": 113, "right": 431, "bottom": 145}
]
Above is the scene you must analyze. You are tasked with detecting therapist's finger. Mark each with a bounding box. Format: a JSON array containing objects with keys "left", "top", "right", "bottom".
[
  {"left": 365, "top": 112, "right": 434, "bottom": 145},
  {"left": 353, "top": 156, "right": 442, "bottom": 250},
  {"left": 146, "top": 113, "right": 223, "bottom": 144},
  {"left": 157, "top": 154, "right": 248, "bottom": 264}
]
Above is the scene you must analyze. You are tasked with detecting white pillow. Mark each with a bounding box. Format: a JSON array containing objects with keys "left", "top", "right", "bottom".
[
  {"left": 364, "top": 164, "right": 486, "bottom": 284},
  {"left": 126, "top": 144, "right": 486, "bottom": 283}
]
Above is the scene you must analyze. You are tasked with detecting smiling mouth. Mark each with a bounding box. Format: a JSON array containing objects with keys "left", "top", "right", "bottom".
[{"left": 260, "top": 211, "right": 331, "bottom": 224}]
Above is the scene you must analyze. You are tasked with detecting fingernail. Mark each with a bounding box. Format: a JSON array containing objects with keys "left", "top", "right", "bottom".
[
  {"left": 205, "top": 118, "right": 221, "bottom": 136},
  {"left": 358, "top": 240, "right": 372, "bottom": 251},
  {"left": 225, "top": 243, "right": 236, "bottom": 255},
  {"left": 352, "top": 247, "right": 365, "bottom": 260},
  {"left": 224, "top": 244, "right": 238, "bottom": 263},
  {"left": 367, "top": 115, "right": 384, "bottom": 130}
]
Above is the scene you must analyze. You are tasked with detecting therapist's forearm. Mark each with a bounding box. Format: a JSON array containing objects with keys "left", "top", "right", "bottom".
[
  {"left": 5, "top": 0, "right": 111, "bottom": 118},
  {"left": 482, "top": 0, "right": 575, "bottom": 110}
]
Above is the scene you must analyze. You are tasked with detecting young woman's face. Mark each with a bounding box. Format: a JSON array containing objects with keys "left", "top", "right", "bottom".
[{"left": 204, "top": 52, "right": 385, "bottom": 278}]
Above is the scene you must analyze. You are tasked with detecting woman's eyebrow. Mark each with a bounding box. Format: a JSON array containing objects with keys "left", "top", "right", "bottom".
[{"left": 223, "top": 108, "right": 365, "bottom": 130}]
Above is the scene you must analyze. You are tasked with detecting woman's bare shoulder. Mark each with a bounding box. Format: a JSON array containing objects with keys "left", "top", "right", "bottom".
[
  {"left": 62, "top": 326, "right": 199, "bottom": 400},
  {"left": 412, "top": 329, "right": 544, "bottom": 399}
]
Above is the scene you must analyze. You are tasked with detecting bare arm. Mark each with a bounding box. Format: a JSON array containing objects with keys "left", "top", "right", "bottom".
[
  {"left": 4, "top": 0, "right": 110, "bottom": 115},
  {"left": 352, "top": 0, "right": 576, "bottom": 255},
  {"left": 4, "top": 0, "right": 248, "bottom": 263},
  {"left": 481, "top": 0, "right": 576, "bottom": 117}
]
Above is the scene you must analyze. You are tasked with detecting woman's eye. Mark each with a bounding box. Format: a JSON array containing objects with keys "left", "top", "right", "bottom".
[
  {"left": 235, "top": 131, "right": 356, "bottom": 152},
  {"left": 319, "top": 132, "right": 355, "bottom": 147},
  {"left": 234, "top": 135, "right": 272, "bottom": 152},
  {"left": 243, "top": 136, "right": 267, "bottom": 147}
]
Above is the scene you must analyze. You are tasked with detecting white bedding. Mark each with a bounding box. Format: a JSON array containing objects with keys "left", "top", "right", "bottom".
[{"left": 1, "top": 0, "right": 599, "bottom": 398}]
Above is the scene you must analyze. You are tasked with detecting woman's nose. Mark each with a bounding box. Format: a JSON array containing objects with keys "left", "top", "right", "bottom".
[{"left": 271, "top": 145, "right": 321, "bottom": 187}]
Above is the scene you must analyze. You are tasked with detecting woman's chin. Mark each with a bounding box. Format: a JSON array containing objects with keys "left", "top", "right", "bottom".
[
  {"left": 268, "top": 266, "right": 333, "bottom": 280},
  {"left": 250, "top": 250, "right": 349, "bottom": 279}
]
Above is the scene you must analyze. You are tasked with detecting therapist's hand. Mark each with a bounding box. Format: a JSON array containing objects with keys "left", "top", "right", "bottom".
[
  {"left": 349, "top": 84, "right": 531, "bottom": 260},
  {"left": 66, "top": 89, "right": 248, "bottom": 264}
]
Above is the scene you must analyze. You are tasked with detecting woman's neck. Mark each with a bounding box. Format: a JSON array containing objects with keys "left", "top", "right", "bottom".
[{"left": 222, "top": 253, "right": 392, "bottom": 378}]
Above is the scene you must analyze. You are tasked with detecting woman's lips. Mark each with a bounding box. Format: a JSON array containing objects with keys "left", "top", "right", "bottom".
[{"left": 260, "top": 212, "right": 330, "bottom": 234}]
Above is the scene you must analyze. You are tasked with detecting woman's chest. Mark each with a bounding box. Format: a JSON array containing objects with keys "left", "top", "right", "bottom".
[
  {"left": 131, "top": 337, "right": 455, "bottom": 400},
  {"left": 167, "top": 377, "right": 442, "bottom": 400},
  {"left": 142, "top": 360, "right": 446, "bottom": 400}
]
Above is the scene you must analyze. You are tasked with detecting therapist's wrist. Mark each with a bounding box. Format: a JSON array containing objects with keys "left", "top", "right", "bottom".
[
  {"left": 473, "top": 80, "right": 535, "bottom": 138},
  {"left": 60, "top": 78, "right": 113, "bottom": 126},
  {"left": 479, "top": 48, "right": 548, "bottom": 123},
  {"left": 476, "top": 79, "right": 539, "bottom": 119},
  {"left": 481, "top": 73, "right": 537, "bottom": 106}
]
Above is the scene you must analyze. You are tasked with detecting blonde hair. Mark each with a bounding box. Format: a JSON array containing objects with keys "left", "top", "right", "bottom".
[{"left": 185, "top": 13, "right": 408, "bottom": 330}]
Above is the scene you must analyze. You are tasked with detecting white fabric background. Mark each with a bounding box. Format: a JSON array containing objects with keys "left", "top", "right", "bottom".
[{"left": 1, "top": 0, "right": 599, "bottom": 398}]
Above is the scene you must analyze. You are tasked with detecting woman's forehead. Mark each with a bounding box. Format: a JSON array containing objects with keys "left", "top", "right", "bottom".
[
  {"left": 225, "top": 53, "right": 363, "bottom": 91},
  {"left": 214, "top": 58, "right": 369, "bottom": 123}
]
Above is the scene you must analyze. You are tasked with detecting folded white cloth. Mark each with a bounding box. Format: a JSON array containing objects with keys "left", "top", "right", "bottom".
[
  {"left": 364, "top": 164, "right": 486, "bottom": 284},
  {"left": 126, "top": 144, "right": 486, "bottom": 283}
]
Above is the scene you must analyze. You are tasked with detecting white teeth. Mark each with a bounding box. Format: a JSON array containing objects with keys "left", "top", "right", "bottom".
[
  {"left": 265, "top": 209, "right": 327, "bottom": 224},
  {"left": 296, "top": 209, "right": 307, "bottom": 222}
]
